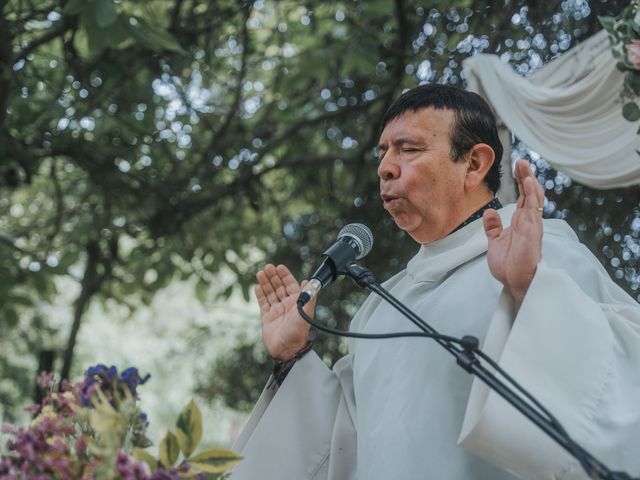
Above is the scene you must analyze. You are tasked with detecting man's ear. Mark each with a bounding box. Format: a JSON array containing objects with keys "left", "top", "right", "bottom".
[{"left": 464, "top": 143, "right": 495, "bottom": 192}]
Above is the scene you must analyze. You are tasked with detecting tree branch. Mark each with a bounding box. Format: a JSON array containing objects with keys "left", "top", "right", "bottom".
[
  {"left": 169, "top": 0, "right": 185, "bottom": 32},
  {"left": 13, "top": 20, "right": 73, "bottom": 64},
  {"left": 59, "top": 240, "right": 102, "bottom": 382},
  {"left": 208, "top": 4, "right": 252, "bottom": 152},
  {"left": 59, "top": 234, "right": 118, "bottom": 382},
  {"left": 0, "top": 234, "right": 33, "bottom": 255}
]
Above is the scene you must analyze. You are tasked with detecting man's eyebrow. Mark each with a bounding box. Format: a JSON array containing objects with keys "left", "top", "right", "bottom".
[
  {"left": 392, "top": 137, "right": 424, "bottom": 147},
  {"left": 377, "top": 138, "right": 425, "bottom": 151}
]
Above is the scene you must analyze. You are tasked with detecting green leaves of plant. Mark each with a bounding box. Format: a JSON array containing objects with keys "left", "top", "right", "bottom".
[
  {"left": 62, "top": 0, "right": 184, "bottom": 57},
  {"left": 128, "top": 17, "right": 186, "bottom": 55},
  {"left": 134, "top": 400, "right": 240, "bottom": 476},
  {"left": 159, "top": 431, "right": 180, "bottom": 468},
  {"left": 95, "top": 0, "right": 118, "bottom": 28},
  {"left": 62, "top": 0, "right": 85, "bottom": 15},
  {"left": 132, "top": 448, "right": 157, "bottom": 470},
  {"left": 175, "top": 400, "right": 203, "bottom": 458},
  {"left": 598, "top": 15, "right": 615, "bottom": 31},
  {"left": 189, "top": 448, "right": 243, "bottom": 474},
  {"left": 625, "top": 72, "right": 640, "bottom": 96},
  {"left": 623, "top": 102, "right": 640, "bottom": 122}
]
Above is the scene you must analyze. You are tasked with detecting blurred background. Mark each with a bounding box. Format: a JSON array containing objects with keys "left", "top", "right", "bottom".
[{"left": 0, "top": 0, "right": 632, "bottom": 448}]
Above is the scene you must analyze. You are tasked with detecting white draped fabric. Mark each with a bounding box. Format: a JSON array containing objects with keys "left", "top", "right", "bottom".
[{"left": 464, "top": 30, "right": 640, "bottom": 191}]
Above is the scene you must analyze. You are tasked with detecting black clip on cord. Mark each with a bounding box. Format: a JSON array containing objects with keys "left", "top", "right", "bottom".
[{"left": 295, "top": 262, "right": 637, "bottom": 480}]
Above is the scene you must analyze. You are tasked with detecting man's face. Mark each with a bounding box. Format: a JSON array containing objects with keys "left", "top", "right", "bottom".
[{"left": 377, "top": 107, "right": 469, "bottom": 244}]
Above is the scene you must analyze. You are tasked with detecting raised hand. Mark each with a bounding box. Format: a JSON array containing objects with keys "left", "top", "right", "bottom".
[
  {"left": 483, "top": 159, "right": 545, "bottom": 307},
  {"left": 255, "top": 263, "right": 316, "bottom": 361}
]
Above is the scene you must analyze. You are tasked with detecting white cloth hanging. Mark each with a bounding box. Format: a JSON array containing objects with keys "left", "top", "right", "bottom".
[{"left": 464, "top": 30, "right": 640, "bottom": 190}]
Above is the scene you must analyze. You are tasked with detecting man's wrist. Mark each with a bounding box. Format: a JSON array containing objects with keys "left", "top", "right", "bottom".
[{"left": 268, "top": 341, "right": 314, "bottom": 388}]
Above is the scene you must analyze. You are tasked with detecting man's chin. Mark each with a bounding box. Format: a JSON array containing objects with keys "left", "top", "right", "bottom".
[{"left": 391, "top": 218, "right": 417, "bottom": 236}]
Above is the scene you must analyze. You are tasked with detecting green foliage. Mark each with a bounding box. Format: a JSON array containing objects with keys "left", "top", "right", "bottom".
[
  {"left": 159, "top": 431, "right": 180, "bottom": 468},
  {"left": 175, "top": 400, "right": 203, "bottom": 458},
  {"left": 190, "top": 448, "right": 244, "bottom": 475},
  {"left": 600, "top": 1, "right": 640, "bottom": 124},
  {"left": 623, "top": 101, "right": 640, "bottom": 121},
  {"left": 147, "top": 399, "right": 241, "bottom": 477},
  {"left": 0, "top": 0, "right": 634, "bottom": 418}
]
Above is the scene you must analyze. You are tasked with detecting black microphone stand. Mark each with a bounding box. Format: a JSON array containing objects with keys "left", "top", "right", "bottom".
[{"left": 339, "top": 262, "right": 637, "bottom": 480}]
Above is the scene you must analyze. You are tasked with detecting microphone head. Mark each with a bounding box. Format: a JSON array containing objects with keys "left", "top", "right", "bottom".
[{"left": 337, "top": 223, "right": 374, "bottom": 259}]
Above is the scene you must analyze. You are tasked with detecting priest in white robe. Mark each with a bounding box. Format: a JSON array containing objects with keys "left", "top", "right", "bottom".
[{"left": 229, "top": 84, "right": 640, "bottom": 480}]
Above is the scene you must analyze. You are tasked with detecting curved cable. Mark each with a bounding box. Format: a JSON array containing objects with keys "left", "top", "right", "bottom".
[{"left": 296, "top": 302, "right": 606, "bottom": 479}]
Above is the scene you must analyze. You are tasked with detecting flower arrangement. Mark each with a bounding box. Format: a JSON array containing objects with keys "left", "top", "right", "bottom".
[
  {"left": 0, "top": 365, "right": 241, "bottom": 479},
  {"left": 600, "top": 1, "right": 640, "bottom": 125}
]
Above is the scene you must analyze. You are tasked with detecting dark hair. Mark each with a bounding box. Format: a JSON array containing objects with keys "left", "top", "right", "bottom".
[{"left": 381, "top": 84, "right": 503, "bottom": 194}]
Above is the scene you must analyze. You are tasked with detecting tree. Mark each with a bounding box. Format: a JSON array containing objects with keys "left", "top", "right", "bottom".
[{"left": 0, "top": 0, "right": 630, "bottom": 418}]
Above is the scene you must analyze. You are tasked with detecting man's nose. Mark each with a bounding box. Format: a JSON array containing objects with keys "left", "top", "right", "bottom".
[{"left": 377, "top": 152, "right": 400, "bottom": 180}]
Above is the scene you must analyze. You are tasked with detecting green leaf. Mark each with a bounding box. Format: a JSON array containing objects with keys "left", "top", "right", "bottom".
[
  {"left": 63, "top": 0, "right": 87, "bottom": 15},
  {"left": 133, "top": 448, "right": 158, "bottom": 471},
  {"left": 222, "top": 284, "right": 234, "bottom": 299},
  {"left": 189, "top": 448, "right": 243, "bottom": 474},
  {"left": 195, "top": 278, "right": 209, "bottom": 303},
  {"left": 597, "top": 16, "right": 614, "bottom": 30},
  {"left": 8, "top": 294, "right": 33, "bottom": 307},
  {"left": 175, "top": 400, "right": 203, "bottom": 458},
  {"left": 159, "top": 431, "right": 180, "bottom": 468},
  {"left": 241, "top": 285, "right": 250, "bottom": 303},
  {"left": 80, "top": 8, "right": 131, "bottom": 55},
  {"left": 4, "top": 309, "right": 19, "bottom": 328},
  {"left": 622, "top": 102, "right": 640, "bottom": 122},
  {"left": 127, "top": 17, "right": 186, "bottom": 54},
  {"left": 95, "top": 0, "right": 118, "bottom": 28},
  {"left": 625, "top": 72, "right": 640, "bottom": 96}
]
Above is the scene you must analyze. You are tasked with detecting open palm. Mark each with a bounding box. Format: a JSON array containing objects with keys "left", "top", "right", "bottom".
[
  {"left": 255, "top": 264, "right": 316, "bottom": 361},
  {"left": 483, "top": 160, "right": 544, "bottom": 306}
]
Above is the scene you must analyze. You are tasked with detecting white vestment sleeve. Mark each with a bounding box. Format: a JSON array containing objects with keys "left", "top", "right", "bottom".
[
  {"left": 458, "top": 261, "right": 640, "bottom": 479},
  {"left": 230, "top": 351, "right": 356, "bottom": 480}
]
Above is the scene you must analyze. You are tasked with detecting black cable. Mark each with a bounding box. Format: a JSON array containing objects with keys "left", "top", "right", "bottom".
[
  {"left": 296, "top": 302, "right": 466, "bottom": 344},
  {"left": 297, "top": 301, "right": 564, "bottom": 432},
  {"left": 296, "top": 302, "right": 607, "bottom": 478}
]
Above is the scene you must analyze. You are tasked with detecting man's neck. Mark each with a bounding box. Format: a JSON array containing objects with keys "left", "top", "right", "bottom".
[{"left": 450, "top": 198, "right": 502, "bottom": 234}]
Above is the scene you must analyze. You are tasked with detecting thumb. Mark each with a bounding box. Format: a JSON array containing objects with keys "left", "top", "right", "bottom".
[{"left": 483, "top": 209, "right": 503, "bottom": 240}]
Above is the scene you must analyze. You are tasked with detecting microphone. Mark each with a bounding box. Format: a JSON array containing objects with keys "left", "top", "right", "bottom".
[{"left": 297, "top": 223, "right": 373, "bottom": 306}]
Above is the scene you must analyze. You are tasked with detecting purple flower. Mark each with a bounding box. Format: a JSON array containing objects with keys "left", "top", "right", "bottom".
[
  {"left": 115, "top": 451, "right": 150, "bottom": 479},
  {"left": 1, "top": 415, "right": 77, "bottom": 478},
  {"left": 35, "top": 371, "right": 56, "bottom": 390},
  {"left": 80, "top": 364, "right": 150, "bottom": 407},
  {"left": 119, "top": 368, "right": 151, "bottom": 397}
]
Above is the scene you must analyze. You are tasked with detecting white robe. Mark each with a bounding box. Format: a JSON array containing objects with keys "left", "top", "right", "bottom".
[{"left": 230, "top": 205, "right": 640, "bottom": 480}]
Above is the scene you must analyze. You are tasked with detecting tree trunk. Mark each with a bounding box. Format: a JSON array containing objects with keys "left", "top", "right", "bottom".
[{"left": 59, "top": 241, "right": 103, "bottom": 383}]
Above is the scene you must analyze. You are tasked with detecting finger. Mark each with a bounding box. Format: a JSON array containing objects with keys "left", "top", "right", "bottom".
[
  {"left": 268, "top": 265, "right": 289, "bottom": 301},
  {"left": 514, "top": 159, "right": 532, "bottom": 180},
  {"left": 515, "top": 159, "right": 538, "bottom": 207},
  {"left": 261, "top": 264, "right": 280, "bottom": 305},
  {"left": 254, "top": 284, "right": 270, "bottom": 316},
  {"left": 523, "top": 176, "right": 542, "bottom": 210},
  {"left": 534, "top": 175, "right": 545, "bottom": 206},
  {"left": 482, "top": 209, "right": 503, "bottom": 240},
  {"left": 518, "top": 164, "right": 544, "bottom": 207},
  {"left": 276, "top": 264, "right": 301, "bottom": 295},
  {"left": 514, "top": 160, "right": 528, "bottom": 208}
]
